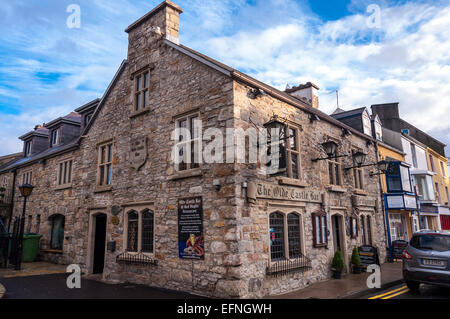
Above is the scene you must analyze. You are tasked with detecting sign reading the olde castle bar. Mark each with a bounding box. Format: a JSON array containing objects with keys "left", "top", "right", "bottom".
[
  {"left": 130, "top": 136, "right": 148, "bottom": 170},
  {"left": 248, "top": 182, "right": 322, "bottom": 203},
  {"left": 178, "top": 197, "right": 204, "bottom": 260}
]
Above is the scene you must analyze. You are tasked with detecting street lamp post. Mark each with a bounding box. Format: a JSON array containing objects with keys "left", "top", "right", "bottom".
[{"left": 15, "top": 184, "right": 34, "bottom": 270}]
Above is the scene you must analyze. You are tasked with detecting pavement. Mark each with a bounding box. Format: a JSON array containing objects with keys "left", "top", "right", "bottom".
[
  {"left": 361, "top": 282, "right": 450, "bottom": 299},
  {"left": 268, "top": 261, "right": 404, "bottom": 299},
  {"left": 0, "top": 261, "right": 67, "bottom": 278},
  {"left": 0, "top": 273, "right": 202, "bottom": 299}
]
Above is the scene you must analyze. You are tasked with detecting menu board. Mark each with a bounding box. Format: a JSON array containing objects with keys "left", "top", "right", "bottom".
[
  {"left": 392, "top": 240, "right": 408, "bottom": 260},
  {"left": 178, "top": 197, "right": 204, "bottom": 260},
  {"left": 358, "top": 245, "right": 379, "bottom": 268}
]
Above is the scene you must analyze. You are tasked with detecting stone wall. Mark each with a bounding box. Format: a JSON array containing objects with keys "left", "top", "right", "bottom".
[{"left": 232, "top": 80, "right": 387, "bottom": 297}]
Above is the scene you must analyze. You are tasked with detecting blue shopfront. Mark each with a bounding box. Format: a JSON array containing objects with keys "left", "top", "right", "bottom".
[{"left": 383, "top": 161, "right": 419, "bottom": 261}]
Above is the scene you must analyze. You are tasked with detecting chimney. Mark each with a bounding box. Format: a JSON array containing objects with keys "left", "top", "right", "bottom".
[
  {"left": 371, "top": 103, "right": 400, "bottom": 121},
  {"left": 34, "top": 124, "right": 43, "bottom": 131},
  {"left": 125, "top": 1, "right": 183, "bottom": 44},
  {"left": 285, "top": 82, "right": 319, "bottom": 109}
]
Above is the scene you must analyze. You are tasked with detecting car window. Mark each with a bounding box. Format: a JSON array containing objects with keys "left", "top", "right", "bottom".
[{"left": 410, "top": 235, "right": 450, "bottom": 252}]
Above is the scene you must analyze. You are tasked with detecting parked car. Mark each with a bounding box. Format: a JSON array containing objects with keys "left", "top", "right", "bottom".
[{"left": 402, "top": 231, "right": 450, "bottom": 292}]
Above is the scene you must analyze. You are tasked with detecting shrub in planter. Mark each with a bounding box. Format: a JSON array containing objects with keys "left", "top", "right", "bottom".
[
  {"left": 332, "top": 250, "right": 345, "bottom": 279},
  {"left": 351, "top": 247, "right": 362, "bottom": 274}
]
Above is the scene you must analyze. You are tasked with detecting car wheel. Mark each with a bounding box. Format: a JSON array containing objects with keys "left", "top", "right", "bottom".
[{"left": 406, "top": 281, "right": 420, "bottom": 293}]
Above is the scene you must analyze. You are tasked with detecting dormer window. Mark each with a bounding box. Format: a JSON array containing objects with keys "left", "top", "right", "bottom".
[
  {"left": 375, "top": 122, "right": 382, "bottom": 140},
  {"left": 362, "top": 114, "right": 371, "bottom": 136},
  {"left": 51, "top": 129, "right": 59, "bottom": 147},
  {"left": 84, "top": 113, "right": 92, "bottom": 127},
  {"left": 24, "top": 141, "right": 31, "bottom": 157}
]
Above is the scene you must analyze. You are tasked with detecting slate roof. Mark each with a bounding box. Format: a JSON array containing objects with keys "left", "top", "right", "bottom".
[{"left": 330, "top": 107, "right": 368, "bottom": 120}]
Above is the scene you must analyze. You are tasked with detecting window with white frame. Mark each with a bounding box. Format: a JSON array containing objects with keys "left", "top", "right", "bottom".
[
  {"left": 363, "top": 114, "right": 371, "bottom": 136},
  {"left": 269, "top": 212, "right": 303, "bottom": 261},
  {"left": 22, "top": 170, "right": 32, "bottom": 184},
  {"left": 51, "top": 129, "right": 59, "bottom": 147},
  {"left": 375, "top": 122, "right": 382, "bottom": 140},
  {"left": 97, "top": 142, "right": 112, "bottom": 186},
  {"left": 175, "top": 113, "right": 201, "bottom": 171},
  {"left": 286, "top": 126, "right": 301, "bottom": 180},
  {"left": 134, "top": 70, "right": 149, "bottom": 112},
  {"left": 440, "top": 161, "right": 446, "bottom": 178},
  {"left": 312, "top": 210, "right": 328, "bottom": 247},
  {"left": 125, "top": 209, "right": 155, "bottom": 254},
  {"left": 57, "top": 159, "right": 73, "bottom": 187}
]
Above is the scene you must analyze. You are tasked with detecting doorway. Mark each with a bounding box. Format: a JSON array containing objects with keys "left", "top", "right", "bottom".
[
  {"left": 332, "top": 215, "right": 343, "bottom": 252},
  {"left": 93, "top": 214, "right": 107, "bottom": 274}
]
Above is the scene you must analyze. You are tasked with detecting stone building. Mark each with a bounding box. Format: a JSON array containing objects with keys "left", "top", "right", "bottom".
[{"left": 1, "top": 0, "right": 388, "bottom": 298}]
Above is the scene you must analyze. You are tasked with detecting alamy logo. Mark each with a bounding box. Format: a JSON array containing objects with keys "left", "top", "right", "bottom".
[
  {"left": 66, "top": 4, "right": 81, "bottom": 29},
  {"left": 171, "top": 121, "right": 284, "bottom": 174},
  {"left": 66, "top": 264, "right": 81, "bottom": 289},
  {"left": 366, "top": 264, "right": 381, "bottom": 289},
  {"left": 366, "top": 4, "right": 381, "bottom": 29}
]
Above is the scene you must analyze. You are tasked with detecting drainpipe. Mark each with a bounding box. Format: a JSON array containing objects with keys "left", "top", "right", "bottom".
[
  {"left": 383, "top": 195, "right": 393, "bottom": 262},
  {"left": 7, "top": 169, "right": 17, "bottom": 233}
]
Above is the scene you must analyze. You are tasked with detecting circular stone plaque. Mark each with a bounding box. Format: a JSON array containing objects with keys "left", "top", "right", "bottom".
[
  {"left": 111, "top": 205, "right": 121, "bottom": 216},
  {"left": 111, "top": 216, "right": 120, "bottom": 226}
]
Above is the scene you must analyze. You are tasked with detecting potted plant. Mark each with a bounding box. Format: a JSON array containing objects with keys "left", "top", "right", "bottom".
[
  {"left": 331, "top": 250, "right": 345, "bottom": 279},
  {"left": 351, "top": 247, "right": 362, "bottom": 274}
]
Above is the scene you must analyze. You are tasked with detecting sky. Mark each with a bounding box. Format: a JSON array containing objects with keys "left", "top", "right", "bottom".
[{"left": 0, "top": 0, "right": 449, "bottom": 156}]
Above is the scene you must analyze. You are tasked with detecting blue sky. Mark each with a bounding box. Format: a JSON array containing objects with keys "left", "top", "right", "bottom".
[{"left": 0, "top": 0, "right": 449, "bottom": 155}]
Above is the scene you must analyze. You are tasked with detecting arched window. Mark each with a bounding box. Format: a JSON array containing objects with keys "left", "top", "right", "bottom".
[
  {"left": 287, "top": 213, "right": 302, "bottom": 258},
  {"left": 366, "top": 216, "right": 373, "bottom": 245},
  {"left": 142, "top": 210, "right": 154, "bottom": 253},
  {"left": 127, "top": 211, "right": 139, "bottom": 252},
  {"left": 361, "top": 215, "right": 367, "bottom": 245},
  {"left": 50, "top": 214, "right": 65, "bottom": 250},
  {"left": 269, "top": 212, "right": 285, "bottom": 261}
]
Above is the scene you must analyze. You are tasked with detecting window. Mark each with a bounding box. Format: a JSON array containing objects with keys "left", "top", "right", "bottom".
[
  {"left": 51, "top": 129, "right": 59, "bottom": 146},
  {"left": 134, "top": 70, "right": 149, "bottom": 111},
  {"left": 22, "top": 170, "right": 32, "bottom": 184},
  {"left": 414, "top": 174, "right": 435, "bottom": 201},
  {"left": 361, "top": 215, "right": 366, "bottom": 244},
  {"left": 57, "top": 159, "right": 73, "bottom": 187},
  {"left": 125, "top": 209, "right": 155, "bottom": 254},
  {"left": 328, "top": 158, "right": 342, "bottom": 186},
  {"left": 269, "top": 212, "right": 285, "bottom": 261},
  {"left": 312, "top": 211, "right": 327, "bottom": 247},
  {"left": 440, "top": 161, "right": 446, "bottom": 178},
  {"left": 350, "top": 215, "right": 358, "bottom": 239},
  {"left": 175, "top": 114, "right": 200, "bottom": 171},
  {"left": 366, "top": 216, "right": 372, "bottom": 245},
  {"left": 445, "top": 187, "right": 449, "bottom": 205},
  {"left": 287, "top": 213, "right": 302, "bottom": 258},
  {"left": 435, "top": 183, "right": 442, "bottom": 204},
  {"left": 97, "top": 143, "right": 112, "bottom": 186},
  {"left": 375, "top": 122, "right": 382, "bottom": 140},
  {"left": 50, "top": 214, "right": 65, "bottom": 250},
  {"left": 362, "top": 114, "right": 371, "bottom": 136},
  {"left": 411, "top": 143, "right": 418, "bottom": 168},
  {"left": 429, "top": 155, "right": 435, "bottom": 172},
  {"left": 386, "top": 163, "right": 412, "bottom": 193},
  {"left": 84, "top": 114, "right": 92, "bottom": 127},
  {"left": 354, "top": 167, "right": 364, "bottom": 190},
  {"left": 269, "top": 212, "right": 303, "bottom": 261},
  {"left": 286, "top": 127, "right": 301, "bottom": 179},
  {"left": 24, "top": 141, "right": 31, "bottom": 156}
]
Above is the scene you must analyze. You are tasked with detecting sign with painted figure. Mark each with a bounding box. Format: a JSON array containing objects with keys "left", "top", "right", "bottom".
[{"left": 178, "top": 197, "right": 204, "bottom": 260}]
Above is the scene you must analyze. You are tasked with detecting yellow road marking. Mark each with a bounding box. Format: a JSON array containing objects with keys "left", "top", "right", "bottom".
[
  {"left": 381, "top": 287, "right": 410, "bottom": 299},
  {"left": 368, "top": 285, "right": 407, "bottom": 299}
]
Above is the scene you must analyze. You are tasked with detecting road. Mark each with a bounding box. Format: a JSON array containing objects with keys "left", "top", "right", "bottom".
[
  {"left": 362, "top": 282, "right": 450, "bottom": 299},
  {"left": 0, "top": 273, "right": 202, "bottom": 299}
]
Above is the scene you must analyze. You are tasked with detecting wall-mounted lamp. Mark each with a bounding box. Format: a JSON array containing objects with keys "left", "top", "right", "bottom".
[
  {"left": 342, "top": 128, "right": 352, "bottom": 137},
  {"left": 309, "top": 114, "right": 320, "bottom": 123},
  {"left": 312, "top": 141, "right": 348, "bottom": 162},
  {"left": 213, "top": 179, "right": 221, "bottom": 191},
  {"left": 369, "top": 160, "right": 390, "bottom": 177},
  {"left": 366, "top": 140, "right": 373, "bottom": 147},
  {"left": 247, "top": 88, "right": 264, "bottom": 99}
]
